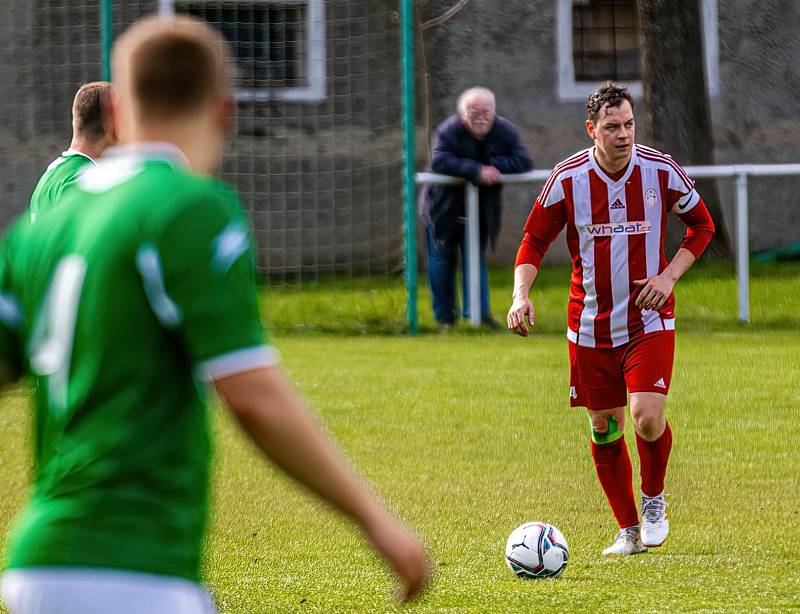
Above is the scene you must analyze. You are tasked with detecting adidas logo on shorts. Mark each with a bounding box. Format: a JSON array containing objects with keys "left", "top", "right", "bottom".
[{"left": 654, "top": 378, "right": 666, "bottom": 389}]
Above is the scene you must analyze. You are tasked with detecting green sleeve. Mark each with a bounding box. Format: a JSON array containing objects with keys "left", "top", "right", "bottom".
[
  {"left": 141, "top": 188, "right": 275, "bottom": 381},
  {"left": 52, "top": 171, "right": 83, "bottom": 204}
]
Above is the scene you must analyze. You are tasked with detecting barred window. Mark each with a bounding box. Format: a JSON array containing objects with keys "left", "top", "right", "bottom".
[
  {"left": 572, "top": 0, "right": 640, "bottom": 82},
  {"left": 174, "top": 0, "right": 326, "bottom": 102}
]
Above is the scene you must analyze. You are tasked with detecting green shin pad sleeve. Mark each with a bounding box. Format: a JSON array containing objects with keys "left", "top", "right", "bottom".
[{"left": 591, "top": 415, "right": 623, "bottom": 445}]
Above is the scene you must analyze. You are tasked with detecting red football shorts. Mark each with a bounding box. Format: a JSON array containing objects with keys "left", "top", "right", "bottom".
[{"left": 568, "top": 330, "right": 675, "bottom": 410}]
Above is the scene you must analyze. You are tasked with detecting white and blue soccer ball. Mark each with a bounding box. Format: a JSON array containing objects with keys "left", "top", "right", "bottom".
[{"left": 505, "top": 522, "right": 569, "bottom": 579}]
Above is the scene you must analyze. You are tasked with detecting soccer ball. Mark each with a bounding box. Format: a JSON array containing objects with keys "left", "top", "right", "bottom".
[{"left": 505, "top": 522, "right": 569, "bottom": 579}]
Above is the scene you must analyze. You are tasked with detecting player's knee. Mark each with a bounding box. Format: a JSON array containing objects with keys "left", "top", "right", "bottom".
[
  {"left": 630, "top": 395, "right": 664, "bottom": 427},
  {"left": 631, "top": 410, "right": 665, "bottom": 441}
]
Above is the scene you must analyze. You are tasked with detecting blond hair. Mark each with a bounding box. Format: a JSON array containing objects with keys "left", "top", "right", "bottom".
[{"left": 113, "top": 15, "right": 232, "bottom": 122}]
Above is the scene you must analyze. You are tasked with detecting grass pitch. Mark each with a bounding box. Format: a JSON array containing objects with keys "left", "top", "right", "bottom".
[{"left": 0, "top": 262, "right": 798, "bottom": 612}]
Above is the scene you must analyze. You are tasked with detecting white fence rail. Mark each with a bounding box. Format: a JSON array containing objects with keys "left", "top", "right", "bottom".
[{"left": 416, "top": 164, "right": 800, "bottom": 327}]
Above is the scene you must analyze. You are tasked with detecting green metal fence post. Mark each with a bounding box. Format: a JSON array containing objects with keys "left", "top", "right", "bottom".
[
  {"left": 401, "top": 0, "right": 418, "bottom": 335},
  {"left": 101, "top": 0, "right": 113, "bottom": 81}
]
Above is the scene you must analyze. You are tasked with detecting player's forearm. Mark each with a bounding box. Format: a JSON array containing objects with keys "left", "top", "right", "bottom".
[
  {"left": 661, "top": 248, "right": 696, "bottom": 284},
  {"left": 216, "top": 367, "right": 390, "bottom": 529},
  {"left": 512, "top": 263, "right": 538, "bottom": 300}
]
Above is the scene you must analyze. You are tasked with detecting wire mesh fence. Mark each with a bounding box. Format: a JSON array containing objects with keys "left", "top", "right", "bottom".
[{"left": 0, "top": 0, "right": 408, "bottom": 334}]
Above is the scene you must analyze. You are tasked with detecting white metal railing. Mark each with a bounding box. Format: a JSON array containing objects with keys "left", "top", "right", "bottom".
[{"left": 416, "top": 164, "right": 800, "bottom": 327}]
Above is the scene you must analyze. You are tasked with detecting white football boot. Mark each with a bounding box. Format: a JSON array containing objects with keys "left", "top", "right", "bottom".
[
  {"left": 641, "top": 493, "right": 669, "bottom": 547},
  {"left": 602, "top": 525, "right": 646, "bottom": 555}
]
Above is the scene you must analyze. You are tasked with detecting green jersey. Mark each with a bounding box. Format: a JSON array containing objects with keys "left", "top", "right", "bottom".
[
  {"left": 28, "top": 149, "right": 95, "bottom": 222},
  {"left": 0, "top": 143, "right": 275, "bottom": 581}
]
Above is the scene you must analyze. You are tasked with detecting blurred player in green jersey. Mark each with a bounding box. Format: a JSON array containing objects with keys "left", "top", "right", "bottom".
[
  {"left": 0, "top": 16, "right": 428, "bottom": 614},
  {"left": 28, "top": 81, "right": 117, "bottom": 222}
]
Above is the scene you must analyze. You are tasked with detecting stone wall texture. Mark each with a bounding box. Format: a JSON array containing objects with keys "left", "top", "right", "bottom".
[
  {"left": 419, "top": 0, "right": 800, "bottom": 265},
  {"left": 1, "top": 1, "right": 798, "bottom": 274}
]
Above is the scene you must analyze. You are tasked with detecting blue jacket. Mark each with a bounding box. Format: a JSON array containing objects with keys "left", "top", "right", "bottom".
[{"left": 420, "top": 115, "right": 533, "bottom": 249}]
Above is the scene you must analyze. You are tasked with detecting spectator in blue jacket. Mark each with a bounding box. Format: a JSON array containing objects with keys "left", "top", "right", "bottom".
[{"left": 420, "top": 87, "right": 533, "bottom": 330}]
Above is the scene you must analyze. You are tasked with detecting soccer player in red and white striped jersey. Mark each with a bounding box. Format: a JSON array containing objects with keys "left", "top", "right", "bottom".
[{"left": 507, "top": 82, "right": 714, "bottom": 555}]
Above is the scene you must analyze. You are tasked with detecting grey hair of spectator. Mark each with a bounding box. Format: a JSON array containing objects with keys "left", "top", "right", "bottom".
[{"left": 457, "top": 87, "right": 496, "bottom": 117}]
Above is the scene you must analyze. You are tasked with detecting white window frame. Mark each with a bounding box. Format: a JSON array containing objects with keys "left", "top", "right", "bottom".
[
  {"left": 165, "top": 0, "right": 326, "bottom": 103},
  {"left": 556, "top": 0, "right": 719, "bottom": 101}
]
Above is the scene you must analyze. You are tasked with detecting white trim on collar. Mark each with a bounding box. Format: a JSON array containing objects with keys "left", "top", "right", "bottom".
[
  {"left": 588, "top": 144, "right": 637, "bottom": 189},
  {"left": 103, "top": 142, "right": 191, "bottom": 169},
  {"left": 62, "top": 148, "right": 96, "bottom": 165}
]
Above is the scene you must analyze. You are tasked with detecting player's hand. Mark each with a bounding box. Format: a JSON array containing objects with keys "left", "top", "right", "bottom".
[
  {"left": 479, "top": 165, "right": 502, "bottom": 185},
  {"left": 507, "top": 295, "right": 535, "bottom": 336},
  {"left": 633, "top": 274, "right": 675, "bottom": 311},
  {"left": 361, "top": 511, "right": 430, "bottom": 603}
]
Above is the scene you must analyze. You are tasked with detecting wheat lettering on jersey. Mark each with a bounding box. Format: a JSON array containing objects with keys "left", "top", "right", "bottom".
[{"left": 584, "top": 221, "right": 652, "bottom": 237}]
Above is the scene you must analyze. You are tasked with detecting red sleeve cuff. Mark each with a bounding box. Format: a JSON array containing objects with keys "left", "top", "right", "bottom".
[
  {"left": 515, "top": 199, "right": 566, "bottom": 268},
  {"left": 515, "top": 234, "right": 545, "bottom": 269},
  {"left": 677, "top": 198, "right": 715, "bottom": 258}
]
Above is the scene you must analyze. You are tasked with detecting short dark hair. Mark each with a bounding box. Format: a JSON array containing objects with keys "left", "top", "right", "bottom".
[
  {"left": 586, "top": 81, "right": 634, "bottom": 123},
  {"left": 72, "top": 82, "right": 113, "bottom": 141},
  {"left": 114, "top": 16, "right": 231, "bottom": 122}
]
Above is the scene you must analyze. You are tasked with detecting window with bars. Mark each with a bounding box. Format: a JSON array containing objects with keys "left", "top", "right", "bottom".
[
  {"left": 572, "top": 0, "right": 640, "bottom": 81},
  {"left": 175, "top": 0, "right": 325, "bottom": 101}
]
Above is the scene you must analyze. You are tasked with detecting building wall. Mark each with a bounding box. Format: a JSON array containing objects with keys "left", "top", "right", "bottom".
[
  {"left": 0, "top": 1, "right": 165, "bottom": 226},
  {"left": 711, "top": 0, "right": 800, "bottom": 251},
  {"left": 419, "top": 0, "right": 800, "bottom": 265},
  {"left": 228, "top": 0, "right": 404, "bottom": 276},
  {"left": 1, "top": 1, "right": 798, "bottom": 274},
  {"left": 0, "top": 0, "right": 404, "bottom": 277}
]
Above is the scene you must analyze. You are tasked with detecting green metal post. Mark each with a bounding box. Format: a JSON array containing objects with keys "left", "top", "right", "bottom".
[
  {"left": 401, "top": 0, "right": 418, "bottom": 335},
  {"left": 101, "top": 0, "right": 113, "bottom": 81}
]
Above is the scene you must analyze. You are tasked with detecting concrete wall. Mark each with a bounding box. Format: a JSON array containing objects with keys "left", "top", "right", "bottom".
[
  {"left": 0, "top": 0, "right": 404, "bottom": 276},
  {"left": 418, "top": 0, "right": 578, "bottom": 266},
  {"left": 711, "top": 0, "right": 800, "bottom": 251},
  {"left": 2, "top": 1, "right": 798, "bottom": 274},
  {"left": 419, "top": 0, "right": 800, "bottom": 264},
  {"left": 214, "top": 0, "right": 404, "bottom": 276},
  {"left": 0, "top": 1, "right": 158, "bottom": 227}
]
